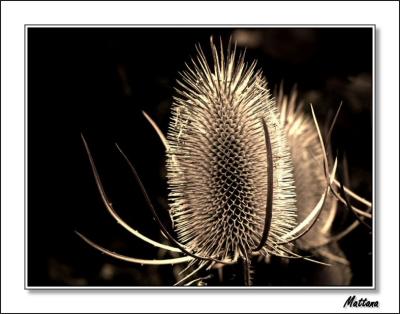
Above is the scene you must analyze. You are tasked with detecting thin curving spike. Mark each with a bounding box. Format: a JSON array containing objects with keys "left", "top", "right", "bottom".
[
  {"left": 184, "top": 274, "right": 213, "bottom": 286},
  {"left": 320, "top": 197, "right": 338, "bottom": 234},
  {"left": 80, "top": 133, "right": 180, "bottom": 253},
  {"left": 173, "top": 262, "right": 207, "bottom": 286},
  {"left": 317, "top": 249, "right": 350, "bottom": 265},
  {"left": 329, "top": 185, "right": 372, "bottom": 218},
  {"left": 115, "top": 143, "right": 234, "bottom": 265},
  {"left": 326, "top": 101, "right": 343, "bottom": 146},
  {"left": 287, "top": 84, "right": 298, "bottom": 122},
  {"left": 302, "top": 256, "right": 332, "bottom": 267},
  {"left": 278, "top": 245, "right": 332, "bottom": 266},
  {"left": 178, "top": 260, "right": 196, "bottom": 277},
  {"left": 142, "top": 111, "right": 170, "bottom": 151},
  {"left": 325, "top": 220, "right": 362, "bottom": 245},
  {"left": 253, "top": 118, "right": 273, "bottom": 252},
  {"left": 75, "top": 231, "right": 193, "bottom": 265},
  {"left": 261, "top": 248, "right": 316, "bottom": 262},
  {"left": 333, "top": 179, "right": 372, "bottom": 208},
  {"left": 321, "top": 157, "right": 371, "bottom": 219},
  {"left": 330, "top": 185, "right": 372, "bottom": 219},
  {"left": 309, "top": 209, "right": 371, "bottom": 249},
  {"left": 337, "top": 169, "right": 372, "bottom": 230},
  {"left": 310, "top": 104, "right": 330, "bottom": 178}
]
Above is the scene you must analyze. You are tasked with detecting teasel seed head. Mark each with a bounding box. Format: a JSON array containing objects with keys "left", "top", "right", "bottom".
[
  {"left": 278, "top": 89, "right": 335, "bottom": 250},
  {"left": 166, "top": 38, "right": 297, "bottom": 261}
]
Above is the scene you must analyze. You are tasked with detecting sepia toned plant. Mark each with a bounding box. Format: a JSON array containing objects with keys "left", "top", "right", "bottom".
[{"left": 77, "top": 38, "right": 372, "bottom": 286}]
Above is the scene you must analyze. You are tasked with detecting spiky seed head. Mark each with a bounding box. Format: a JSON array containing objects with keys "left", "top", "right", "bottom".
[
  {"left": 278, "top": 89, "right": 337, "bottom": 249},
  {"left": 166, "top": 39, "right": 297, "bottom": 261}
]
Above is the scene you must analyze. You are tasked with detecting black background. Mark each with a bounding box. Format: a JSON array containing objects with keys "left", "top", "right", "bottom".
[{"left": 28, "top": 27, "right": 373, "bottom": 286}]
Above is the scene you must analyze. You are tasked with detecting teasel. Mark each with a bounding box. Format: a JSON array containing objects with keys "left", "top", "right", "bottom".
[{"left": 77, "top": 37, "right": 372, "bottom": 286}]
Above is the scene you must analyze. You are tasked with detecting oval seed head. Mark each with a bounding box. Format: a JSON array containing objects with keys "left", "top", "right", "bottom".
[{"left": 166, "top": 39, "right": 297, "bottom": 261}]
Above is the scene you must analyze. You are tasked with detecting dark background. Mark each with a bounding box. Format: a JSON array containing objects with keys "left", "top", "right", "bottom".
[{"left": 28, "top": 27, "right": 373, "bottom": 286}]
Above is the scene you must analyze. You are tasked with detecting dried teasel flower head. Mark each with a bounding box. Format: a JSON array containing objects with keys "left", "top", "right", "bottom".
[{"left": 166, "top": 38, "right": 297, "bottom": 261}]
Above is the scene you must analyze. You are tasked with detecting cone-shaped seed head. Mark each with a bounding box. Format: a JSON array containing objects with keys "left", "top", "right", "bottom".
[{"left": 166, "top": 39, "right": 297, "bottom": 260}]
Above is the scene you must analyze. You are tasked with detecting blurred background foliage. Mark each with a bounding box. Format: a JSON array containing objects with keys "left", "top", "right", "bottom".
[{"left": 28, "top": 27, "right": 372, "bottom": 286}]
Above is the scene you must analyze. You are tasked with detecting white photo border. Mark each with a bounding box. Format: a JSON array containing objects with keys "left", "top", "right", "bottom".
[
  {"left": 23, "top": 24, "right": 376, "bottom": 291},
  {"left": 2, "top": 2, "right": 399, "bottom": 313}
]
